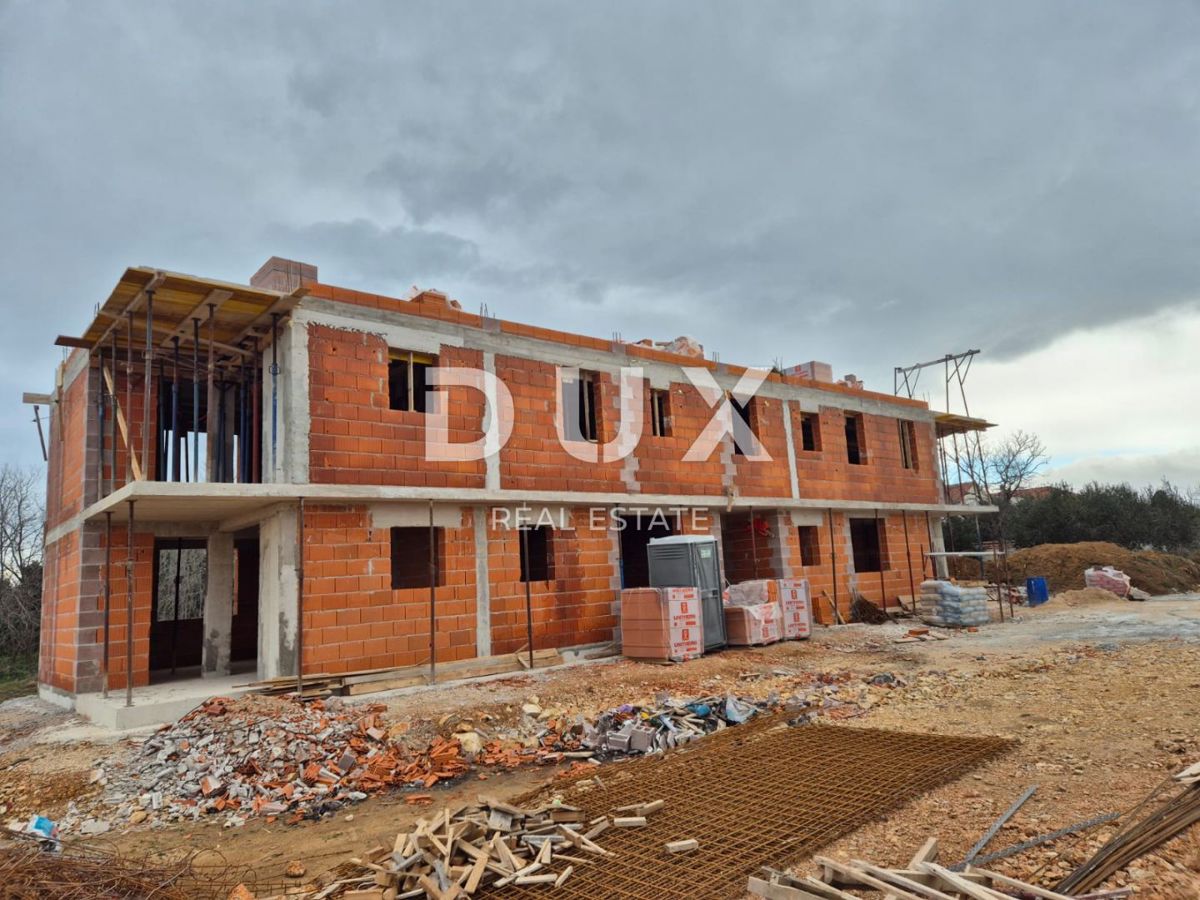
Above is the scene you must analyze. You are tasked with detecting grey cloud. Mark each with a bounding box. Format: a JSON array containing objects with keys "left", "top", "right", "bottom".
[{"left": 2, "top": 1, "right": 1200, "bottom": 468}]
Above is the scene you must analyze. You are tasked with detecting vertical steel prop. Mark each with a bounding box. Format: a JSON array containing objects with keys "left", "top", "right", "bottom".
[
  {"left": 142, "top": 290, "right": 154, "bottom": 482},
  {"left": 125, "top": 499, "right": 135, "bottom": 707},
  {"left": 429, "top": 500, "right": 437, "bottom": 684},
  {"left": 522, "top": 524, "right": 535, "bottom": 670},
  {"left": 102, "top": 511, "right": 112, "bottom": 699},
  {"left": 191, "top": 318, "right": 200, "bottom": 482}
]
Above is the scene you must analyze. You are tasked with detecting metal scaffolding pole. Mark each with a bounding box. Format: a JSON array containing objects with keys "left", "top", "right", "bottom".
[
  {"left": 171, "top": 337, "right": 181, "bottom": 482},
  {"left": 826, "top": 508, "right": 842, "bottom": 624},
  {"left": 270, "top": 313, "right": 280, "bottom": 478},
  {"left": 191, "top": 318, "right": 200, "bottom": 482},
  {"left": 102, "top": 511, "right": 112, "bottom": 699},
  {"left": 125, "top": 312, "right": 134, "bottom": 485},
  {"left": 141, "top": 290, "right": 154, "bottom": 481},
  {"left": 522, "top": 525, "right": 535, "bottom": 670},
  {"left": 875, "top": 508, "right": 887, "bottom": 610},
  {"left": 748, "top": 506, "right": 758, "bottom": 580},
  {"left": 206, "top": 304, "right": 216, "bottom": 482},
  {"left": 109, "top": 333, "right": 118, "bottom": 494},
  {"left": 125, "top": 499, "right": 135, "bottom": 707},
  {"left": 296, "top": 497, "right": 305, "bottom": 695},
  {"left": 429, "top": 500, "right": 438, "bottom": 684},
  {"left": 96, "top": 346, "right": 106, "bottom": 498},
  {"left": 901, "top": 511, "right": 918, "bottom": 613}
]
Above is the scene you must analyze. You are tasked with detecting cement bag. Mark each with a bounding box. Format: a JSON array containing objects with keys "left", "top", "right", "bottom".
[{"left": 727, "top": 579, "right": 779, "bottom": 607}]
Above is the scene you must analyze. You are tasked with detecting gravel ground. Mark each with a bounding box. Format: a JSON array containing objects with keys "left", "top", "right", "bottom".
[{"left": 1, "top": 593, "right": 1197, "bottom": 896}]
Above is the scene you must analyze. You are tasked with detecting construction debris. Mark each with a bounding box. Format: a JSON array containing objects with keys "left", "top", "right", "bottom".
[
  {"left": 1057, "top": 761, "right": 1200, "bottom": 894},
  {"left": 750, "top": 837, "right": 1132, "bottom": 899},
  {"left": 293, "top": 797, "right": 636, "bottom": 898},
  {"left": 83, "top": 695, "right": 467, "bottom": 830}
]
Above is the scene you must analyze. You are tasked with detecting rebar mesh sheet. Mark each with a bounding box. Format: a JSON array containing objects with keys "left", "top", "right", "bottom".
[{"left": 498, "top": 719, "right": 1014, "bottom": 900}]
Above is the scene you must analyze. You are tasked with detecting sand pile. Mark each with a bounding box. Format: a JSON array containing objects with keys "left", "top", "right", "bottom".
[{"left": 1048, "top": 587, "right": 1124, "bottom": 608}]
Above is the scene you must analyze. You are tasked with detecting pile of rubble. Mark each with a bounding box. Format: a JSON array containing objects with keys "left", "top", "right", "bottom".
[{"left": 87, "top": 695, "right": 467, "bottom": 830}]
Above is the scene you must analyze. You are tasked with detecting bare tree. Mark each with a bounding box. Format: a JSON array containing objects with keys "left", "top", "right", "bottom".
[
  {"left": 986, "top": 430, "right": 1049, "bottom": 506},
  {"left": 0, "top": 465, "right": 45, "bottom": 659},
  {"left": 959, "top": 429, "right": 1049, "bottom": 508}
]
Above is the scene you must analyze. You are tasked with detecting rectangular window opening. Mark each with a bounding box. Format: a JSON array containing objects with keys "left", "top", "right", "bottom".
[
  {"left": 388, "top": 349, "right": 436, "bottom": 413},
  {"left": 519, "top": 525, "right": 553, "bottom": 582},
  {"left": 899, "top": 419, "right": 918, "bottom": 470},
  {"left": 849, "top": 518, "right": 888, "bottom": 573},
  {"left": 390, "top": 526, "right": 442, "bottom": 589},
  {"left": 800, "top": 412, "right": 821, "bottom": 452},
  {"left": 561, "top": 370, "right": 599, "bottom": 442},
  {"left": 650, "top": 388, "right": 672, "bottom": 437},
  {"left": 731, "top": 395, "right": 756, "bottom": 456},
  {"left": 155, "top": 542, "right": 207, "bottom": 622},
  {"left": 797, "top": 526, "right": 821, "bottom": 567},
  {"left": 845, "top": 412, "right": 866, "bottom": 465}
]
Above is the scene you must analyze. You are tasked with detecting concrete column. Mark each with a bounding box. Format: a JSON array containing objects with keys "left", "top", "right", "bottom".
[
  {"left": 930, "top": 514, "right": 949, "bottom": 579},
  {"left": 472, "top": 506, "right": 492, "bottom": 657},
  {"left": 258, "top": 505, "right": 300, "bottom": 678},
  {"left": 780, "top": 399, "right": 800, "bottom": 500},
  {"left": 202, "top": 532, "right": 235, "bottom": 676}
]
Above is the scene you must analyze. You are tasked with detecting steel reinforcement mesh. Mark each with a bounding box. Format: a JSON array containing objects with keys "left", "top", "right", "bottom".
[{"left": 496, "top": 719, "right": 1014, "bottom": 900}]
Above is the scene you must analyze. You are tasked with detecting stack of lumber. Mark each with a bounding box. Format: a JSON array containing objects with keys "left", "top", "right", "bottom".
[
  {"left": 246, "top": 648, "right": 564, "bottom": 698},
  {"left": 299, "top": 796, "right": 666, "bottom": 898},
  {"left": 749, "top": 838, "right": 1132, "bottom": 900}
]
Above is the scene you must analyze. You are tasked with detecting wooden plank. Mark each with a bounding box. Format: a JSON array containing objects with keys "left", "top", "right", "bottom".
[
  {"left": 101, "top": 365, "right": 142, "bottom": 481},
  {"left": 816, "top": 858, "right": 942, "bottom": 900},
  {"left": 747, "top": 875, "right": 837, "bottom": 900},
  {"left": 966, "top": 867, "right": 1077, "bottom": 900},
  {"left": 917, "top": 863, "right": 1011, "bottom": 900}
]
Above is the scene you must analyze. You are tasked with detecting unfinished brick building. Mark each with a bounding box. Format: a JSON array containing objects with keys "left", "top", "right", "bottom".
[{"left": 34, "top": 257, "right": 992, "bottom": 714}]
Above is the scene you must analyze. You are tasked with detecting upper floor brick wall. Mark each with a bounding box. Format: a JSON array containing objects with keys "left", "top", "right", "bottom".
[{"left": 303, "top": 299, "right": 948, "bottom": 505}]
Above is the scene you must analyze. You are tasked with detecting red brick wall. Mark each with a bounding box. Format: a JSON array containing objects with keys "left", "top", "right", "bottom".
[
  {"left": 731, "top": 396, "right": 792, "bottom": 498},
  {"left": 792, "top": 406, "right": 939, "bottom": 506},
  {"left": 308, "top": 325, "right": 487, "bottom": 487},
  {"left": 632, "top": 383, "right": 725, "bottom": 496},
  {"left": 720, "top": 511, "right": 782, "bottom": 583},
  {"left": 300, "top": 505, "right": 478, "bottom": 674},
  {"left": 494, "top": 355, "right": 626, "bottom": 492},
  {"left": 778, "top": 511, "right": 933, "bottom": 625},
  {"left": 487, "top": 509, "right": 619, "bottom": 652}
]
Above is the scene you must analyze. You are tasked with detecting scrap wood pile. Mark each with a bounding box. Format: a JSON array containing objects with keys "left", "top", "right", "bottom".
[
  {"left": 88, "top": 695, "right": 468, "bottom": 831},
  {"left": 749, "top": 839, "right": 1133, "bottom": 900},
  {"left": 273, "top": 796, "right": 669, "bottom": 899}
]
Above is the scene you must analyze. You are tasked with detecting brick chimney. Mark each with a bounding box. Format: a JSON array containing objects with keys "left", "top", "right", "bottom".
[{"left": 250, "top": 256, "right": 318, "bottom": 292}]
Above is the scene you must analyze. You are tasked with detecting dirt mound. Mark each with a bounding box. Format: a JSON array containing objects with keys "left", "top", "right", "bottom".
[
  {"left": 1049, "top": 587, "right": 1124, "bottom": 608},
  {"left": 1003, "top": 542, "right": 1200, "bottom": 596}
]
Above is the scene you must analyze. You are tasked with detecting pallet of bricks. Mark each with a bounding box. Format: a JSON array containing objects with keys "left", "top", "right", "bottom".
[
  {"left": 917, "top": 579, "right": 989, "bottom": 628},
  {"left": 724, "top": 578, "right": 812, "bottom": 647},
  {"left": 619, "top": 587, "right": 704, "bottom": 662}
]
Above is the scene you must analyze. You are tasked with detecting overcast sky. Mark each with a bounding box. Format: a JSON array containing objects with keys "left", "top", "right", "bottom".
[{"left": 1, "top": 2, "right": 1197, "bottom": 490}]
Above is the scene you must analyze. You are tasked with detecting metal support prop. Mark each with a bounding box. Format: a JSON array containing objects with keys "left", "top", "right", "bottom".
[
  {"left": 171, "top": 337, "right": 181, "bottom": 482},
  {"left": 32, "top": 405, "right": 47, "bottom": 462},
  {"left": 296, "top": 498, "right": 305, "bottom": 695},
  {"left": 522, "top": 525, "right": 535, "bottom": 670},
  {"left": 170, "top": 538, "right": 182, "bottom": 675},
  {"left": 251, "top": 340, "right": 262, "bottom": 482},
  {"left": 102, "top": 511, "right": 112, "bottom": 698},
  {"left": 125, "top": 312, "right": 134, "bottom": 485},
  {"left": 826, "top": 508, "right": 842, "bottom": 624},
  {"left": 206, "top": 305, "right": 215, "bottom": 482},
  {"left": 901, "top": 511, "right": 918, "bottom": 613},
  {"left": 748, "top": 505, "right": 758, "bottom": 580},
  {"left": 109, "top": 333, "right": 118, "bottom": 492},
  {"left": 270, "top": 313, "right": 280, "bottom": 478},
  {"left": 428, "top": 500, "right": 437, "bottom": 684},
  {"left": 97, "top": 346, "right": 106, "bottom": 498},
  {"left": 125, "top": 499, "right": 135, "bottom": 707},
  {"left": 191, "top": 318, "right": 200, "bottom": 482},
  {"left": 924, "top": 511, "right": 936, "bottom": 579},
  {"left": 875, "top": 508, "right": 886, "bottom": 610},
  {"left": 141, "top": 290, "right": 154, "bottom": 481}
]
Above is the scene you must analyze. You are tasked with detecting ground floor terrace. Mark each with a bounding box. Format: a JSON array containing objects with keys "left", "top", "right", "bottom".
[{"left": 38, "top": 482, "right": 989, "bottom": 706}]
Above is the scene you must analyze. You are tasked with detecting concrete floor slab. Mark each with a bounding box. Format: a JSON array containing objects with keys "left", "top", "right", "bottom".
[{"left": 73, "top": 674, "right": 251, "bottom": 730}]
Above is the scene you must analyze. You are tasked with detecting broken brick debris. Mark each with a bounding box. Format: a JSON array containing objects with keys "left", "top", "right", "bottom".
[{"left": 92, "top": 695, "right": 467, "bottom": 829}]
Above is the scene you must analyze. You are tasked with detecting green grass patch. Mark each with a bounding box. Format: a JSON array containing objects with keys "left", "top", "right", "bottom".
[{"left": 0, "top": 654, "right": 37, "bottom": 702}]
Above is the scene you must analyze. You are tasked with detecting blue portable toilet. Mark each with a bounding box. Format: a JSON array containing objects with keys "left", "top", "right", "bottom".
[{"left": 1026, "top": 576, "right": 1050, "bottom": 607}]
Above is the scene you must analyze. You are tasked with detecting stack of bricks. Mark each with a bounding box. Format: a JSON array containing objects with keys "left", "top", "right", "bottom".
[{"left": 619, "top": 586, "right": 703, "bottom": 662}]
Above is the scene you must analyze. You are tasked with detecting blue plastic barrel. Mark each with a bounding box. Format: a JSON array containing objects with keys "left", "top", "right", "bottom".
[{"left": 1026, "top": 576, "right": 1050, "bottom": 607}]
